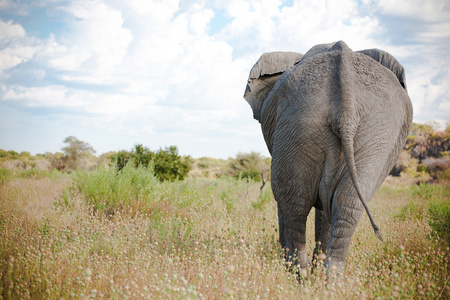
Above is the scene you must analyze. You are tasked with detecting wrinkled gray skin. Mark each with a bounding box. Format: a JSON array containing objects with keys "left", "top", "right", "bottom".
[{"left": 244, "top": 41, "right": 413, "bottom": 274}]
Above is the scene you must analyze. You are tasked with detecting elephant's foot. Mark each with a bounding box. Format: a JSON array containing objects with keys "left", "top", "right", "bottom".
[
  {"left": 282, "top": 244, "right": 309, "bottom": 271},
  {"left": 324, "top": 257, "right": 345, "bottom": 277},
  {"left": 324, "top": 237, "right": 351, "bottom": 276},
  {"left": 283, "top": 217, "right": 308, "bottom": 269}
]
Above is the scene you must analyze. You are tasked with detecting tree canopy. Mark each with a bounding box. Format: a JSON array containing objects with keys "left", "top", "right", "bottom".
[{"left": 113, "top": 144, "right": 192, "bottom": 182}]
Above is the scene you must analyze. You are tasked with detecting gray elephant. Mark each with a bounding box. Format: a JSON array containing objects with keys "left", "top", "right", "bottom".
[{"left": 244, "top": 41, "right": 413, "bottom": 273}]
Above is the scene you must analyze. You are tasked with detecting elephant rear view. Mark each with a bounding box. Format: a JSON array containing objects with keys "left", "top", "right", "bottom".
[{"left": 244, "top": 41, "right": 413, "bottom": 273}]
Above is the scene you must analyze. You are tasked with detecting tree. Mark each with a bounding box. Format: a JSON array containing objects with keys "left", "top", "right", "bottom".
[
  {"left": 132, "top": 144, "right": 155, "bottom": 168},
  {"left": 114, "top": 144, "right": 154, "bottom": 170},
  {"left": 112, "top": 144, "right": 192, "bottom": 182},
  {"left": 61, "top": 136, "right": 96, "bottom": 170},
  {"left": 153, "top": 146, "right": 192, "bottom": 182},
  {"left": 228, "top": 152, "right": 271, "bottom": 182}
]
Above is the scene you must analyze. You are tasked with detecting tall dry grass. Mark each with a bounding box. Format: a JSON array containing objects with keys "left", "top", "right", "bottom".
[{"left": 0, "top": 169, "right": 449, "bottom": 299}]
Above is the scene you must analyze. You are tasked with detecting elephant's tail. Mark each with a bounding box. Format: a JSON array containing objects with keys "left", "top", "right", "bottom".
[
  {"left": 333, "top": 40, "right": 384, "bottom": 242},
  {"left": 341, "top": 133, "right": 384, "bottom": 242}
]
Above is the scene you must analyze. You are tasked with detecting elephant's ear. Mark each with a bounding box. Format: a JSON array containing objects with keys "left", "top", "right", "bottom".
[
  {"left": 249, "top": 51, "right": 303, "bottom": 79},
  {"left": 357, "top": 48, "right": 407, "bottom": 90}
]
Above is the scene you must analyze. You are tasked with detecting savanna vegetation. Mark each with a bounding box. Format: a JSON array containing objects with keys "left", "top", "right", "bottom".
[{"left": 0, "top": 123, "right": 449, "bottom": 299}]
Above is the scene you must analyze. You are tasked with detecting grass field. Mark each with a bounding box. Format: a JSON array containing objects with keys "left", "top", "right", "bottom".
[{"left": 0, "top": 165, "right": 449, "bottom": 299}]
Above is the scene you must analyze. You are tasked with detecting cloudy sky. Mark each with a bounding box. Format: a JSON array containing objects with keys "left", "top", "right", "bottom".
[{"left": 0, "top": 0, "right": 449, "bottom": 158}]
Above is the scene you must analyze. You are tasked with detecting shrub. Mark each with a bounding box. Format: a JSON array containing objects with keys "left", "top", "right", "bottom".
[
  {"left": 251, "top": 186, "right": 274, "bottom": 210},
  {"left": 437, "top": 167, "right": 450, "bottom": 180},
  {"left": 112, "top": 144, "right": 192, "bottom": 182},
  {"left": 114, "top": 150, "right": 134, "bottom": 170},
  {"left": 0, "top": 168, "right": 13, "bottom": 184},
  {"left": 411, "top": 182, "right": 448, "bottom": 202},
  {"left": 0, "top": 150, "right": 19, "bottom": 160},
  {"left": 396, "top": 199, "right": 425, "bottom": 221},
  {"left": 70, "top": 161, "right": 159, "bottom": 215},
  {"left": 153, "top": 146, "right": 192, "bottom": 182},
  {"left": 228, "top": 152, "right": 270, "bottom": 182},
  {"left": 428, "top": 200, "right": 450, "bottom": 246},
  {"left": 44, "top": 152, "right": 66, "bottom": 171},
  {"left": 19, "top": 169, "right": 49, "bottom": 179}
]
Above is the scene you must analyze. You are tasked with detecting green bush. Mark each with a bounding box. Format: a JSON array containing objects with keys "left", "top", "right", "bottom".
[
  {"left": 411, "top": 183, "right": 448, "bottom": 201},
  {"left": 408, "top": 183, "right": 450, "bottom": 246},
  {"left": 428, "top": 200, "right": 450, "bottom": 246},
  {"left": 416, "top": 163, "right": 428, "bottom": 173},
  {"left": 19, "top": 169, "right": 49, "bottom": 179},
  {"left": 437, "top": 167, "right": 450, "bottom": 180},
  {"left": 0, "top": 150, "right": 19, "bottom": 160},
  {"left": 71, "top": 161, "right": 159, "bottom": 215},
  {"left": 114, "top": 150, "right": 134, "bottom": 170},
  {"left": 113, "top": 144, "right": 192, "bottom": 182},
  {"left": 0, "top": 169, "right": 13, "bottom": 184},
  {"left": 153, "top": 146, "right": 192, "bottom": 182},
  {"left": 251, "top": 187, "right": 273, "bottom": 210},
  {"left": 396, "top": 199, "right": 425, "bottom": 221},
  {"left": 0, "top": 168, "right": 61, "bottom": 183}
]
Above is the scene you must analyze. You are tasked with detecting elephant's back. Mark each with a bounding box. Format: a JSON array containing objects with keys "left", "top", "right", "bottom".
[{"left": 264, "top": 45, "right": 412, "bottom": 131}]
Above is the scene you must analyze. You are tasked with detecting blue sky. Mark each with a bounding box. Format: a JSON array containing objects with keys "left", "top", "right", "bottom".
[{"left": 0, "top": 0, "right": 449, "bottom": 158}]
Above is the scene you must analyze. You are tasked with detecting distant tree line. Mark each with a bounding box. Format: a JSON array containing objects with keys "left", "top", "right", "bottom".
[
  {"left": 0, "top": 136, "right": 100, "bottom": 172},
  {"left": 0, "top": 137, "right": 192, "bottom": 182},
  {"left": 1, "top": 121, "right": 448, "bottom": 183}
]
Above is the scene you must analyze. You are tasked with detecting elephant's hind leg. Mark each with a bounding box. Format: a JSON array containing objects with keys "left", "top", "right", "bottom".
[
  {"left": 271, "top": 129, "right": 325, "bottom": 270},
  {"left": 281, "top": 215, "right": 309, "bottom": 269},
  {"left": 325, "top": 176, "right": 365, "bottom": 274},
  {"left": 272, "top": 179, "right": 316, "bottom": 270},
  {"left": 272, "top": 179, "right": 312, "bottom": 269},
  {"left": 315, "top": 208, "right": 323, "bottom": 243},
  {"left": 312, "top": 208, "right": 331, "bottom": 266}
]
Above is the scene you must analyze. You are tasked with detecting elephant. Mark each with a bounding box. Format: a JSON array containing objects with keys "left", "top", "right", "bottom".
[{"left": 243, "top": 41, "right": 413, "bottom": 274}]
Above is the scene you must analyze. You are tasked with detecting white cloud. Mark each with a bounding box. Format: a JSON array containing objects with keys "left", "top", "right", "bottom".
[
  {"left": 0, "top": 19, "right": 38, "bottom": 74},
  {"left": 417, "top": 22, "right": 450, "bottom": 41},
  {"left": 0, "top": 0, "right": 30, "bottom": 15},
  {"left": 45, "top": 0, "right": 132, "bottom": 82},
  {"left": 218, "top": 0, "right": 383, "bottom": 56},
  {"left": 127, "top": 0, "right": 180, "bottom": 18},
  {"left": 0, "top": 45, "right": 36, "bottom": 74},
  {"left": 367, "top": 0, "right": 450, "bottom": 127},
  {"left": 3, "top": 0, "right": 389, "bottom": 117},
  {"left": 3, "top": 85, "right": 86, "bottom": 107},
  {"left": 407, "top": 56, "right": 450, "bottom": 125},
  {"left": 376, "top": 0, "right": 450, "bottom": 22},
  {"left": 0, "top": 18, "right": 25, "bottom": 38}
]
